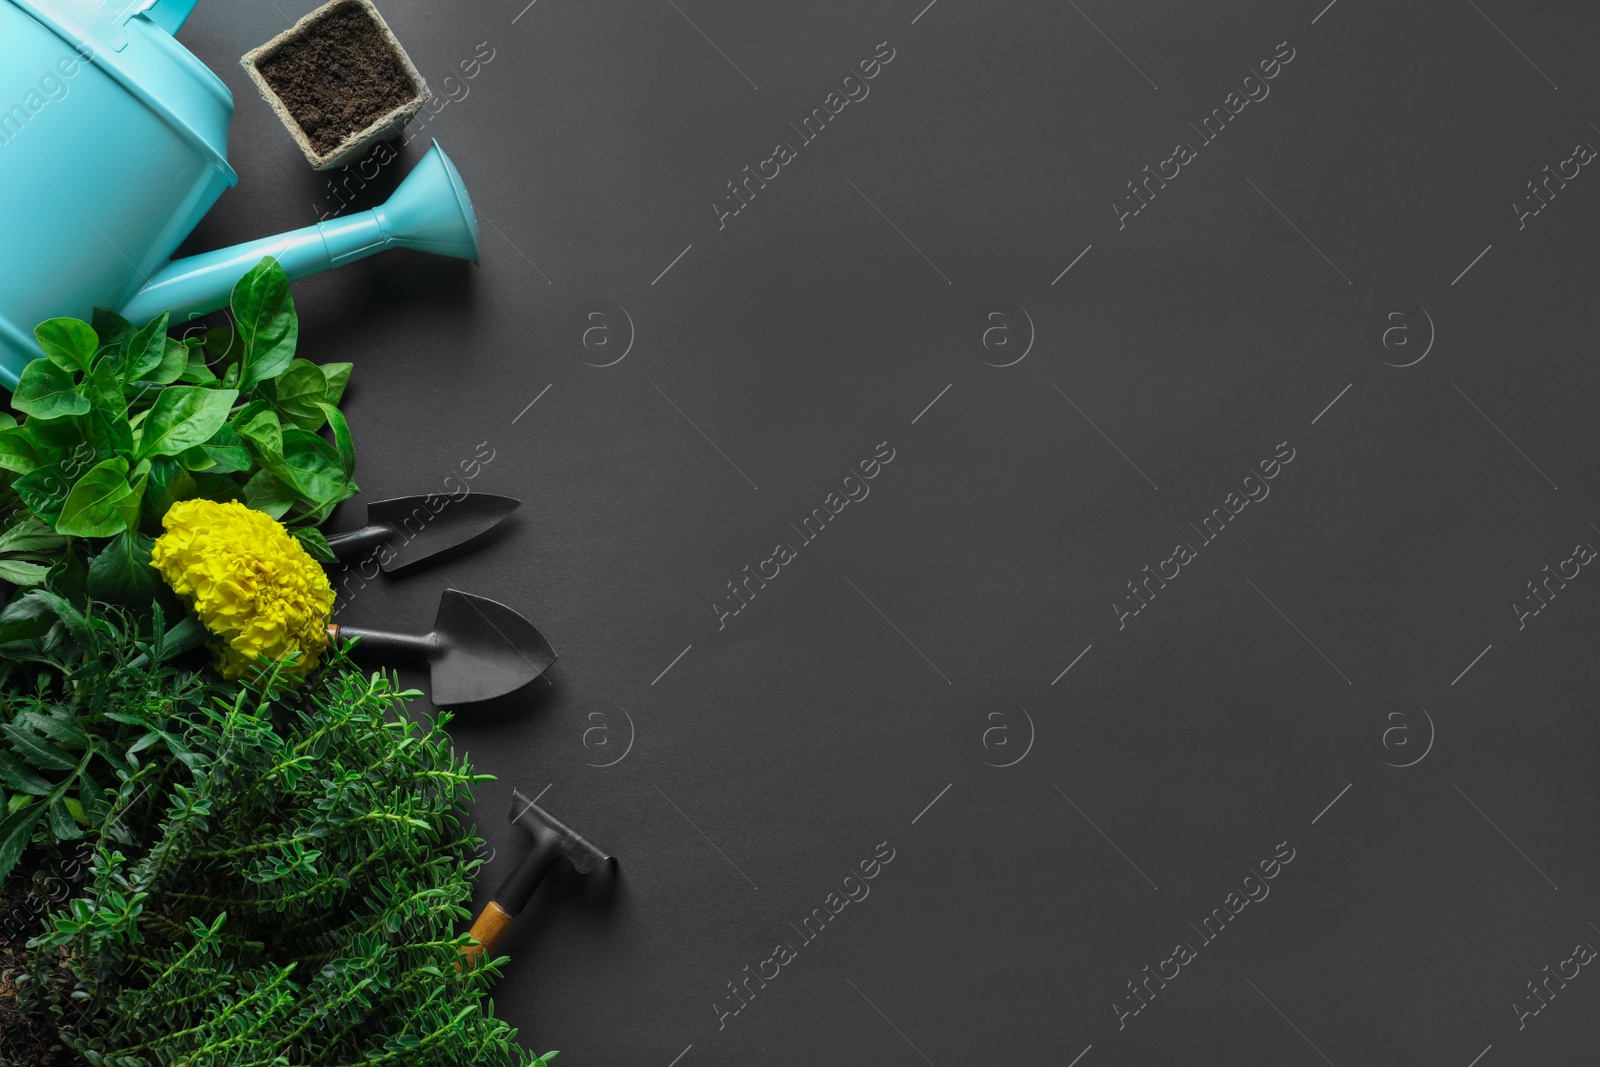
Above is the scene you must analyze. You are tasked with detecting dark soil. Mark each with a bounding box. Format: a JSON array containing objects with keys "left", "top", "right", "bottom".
[
  {"left": 0, "top": 872, "right": 80, "bottom": 1067},
  {"left": 255, "top": 2, "right": 419, "bottom": 155}
]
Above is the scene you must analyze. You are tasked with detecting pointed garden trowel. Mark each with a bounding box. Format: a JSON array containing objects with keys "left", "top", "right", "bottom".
[
  {"left": 329, "top": 589, "right": 556, "bottom": 705},
  {"left": 325, "top": 494, "right": 520, "bottom": 572}
]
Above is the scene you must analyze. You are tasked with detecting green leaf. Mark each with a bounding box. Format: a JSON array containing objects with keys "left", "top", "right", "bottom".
[
  {"left": 56, "top": 456, "right": 134, "bottom": 537},
  {"left": 46, "top": 798, "right": 83, "bottom": 841},
  {"left": 136, "top": 386, "right": 239, "bottom": 459},
  {"left": 153, "top": 614, "right": 206, "bottom": 663},
  {"left": 142, "top": 456, "right": 197, "bottom": 528},
  {"left": 0, "top": 722, "right": 77, "bottom": 772},
  {"left": 231, "top": 257, "right": 297, "bottom": 389},
  {"left": 91, "top": 307, "right": 135, "bottom": 350},
  {"left": 49, "top": 542, "right": 88, "bottom": 607},
  {"left": 88, "top": 531, "right": 160, "bottom": 606},
  {"left": 63, "top": 796, "right": 87, "bottom": 826},
  {"left": 12, "top": 359, "right": 89, "bottom": 419},
  {"left": 0, "top": 588, "right": 66, "bottom": 645},
  {"left": 235, "top": 404, "right": 284, "bottom": 464},
  {"left": 140, "top": 337, "right": 190, "bottom": 385},
  {"left": 178, "top": 423, "right": 250, "bottom": 474},
  {"left": 265, "top": 359, "right": 329, "bottom": 431},
  {"left": 33, "top": 318, "right": 98, "bottom": 374},
  {"left": 275, "top": 428, "right": 354, "bottom": 505},
  {"left": 0, "top": 426, "right": 44, "bottom": 475},
  {"left": 0, "top": 518, "right": 66, "bottom": 555},
  {"left": 317, "top": 401, "right": 356, "bottom": 478},
  {"left": 189, "top": 471, "right": 243, "bottom": 504},
  {"left": 84, "top": 358, "right": 134, "bottom": 459},
  {"left": 0, "top": 751, "right": 52, "bottom": 796},
  {"left": 0, "top": 559, "right": 52, "bottom": 585},
  {"left": 15, "top": 462, "right": 80, "bottom": 526},
  {"left": 18, "top": 413, "right": 88, "bottom": 456},
  {"left": 33, "top": 589, "right": 94, "bottom": 648},
  {"left": 120, "top": 458, "right": 149, "bottom": 535},
  {"left": 0, "top": 803, "right": 45, "bottom": 882},
  {"left": 321, "top": 362, "right": 353, "bottom": 405},
  {"left": 201, "top": 322, "right": 238, "bottom": 365},
  {"left": 178, "top": 337, "right": 221, "bottom": 385},
  {"left": 243, "top": 469, "right": 296, "bottom": 519},
  {"left": 123, "top": 312, "right": 171, "bottom": 381},
  {"left": 17, "top": 708, "right": 89, "bottom": 748},
  {"left": 292, "top": 526, "right": 336, "bottom": 563}
]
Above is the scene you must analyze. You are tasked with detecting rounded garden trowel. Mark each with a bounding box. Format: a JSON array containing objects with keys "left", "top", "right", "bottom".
[
  {"left": 325, "top": 494, "right": 519, "bottom": 572},
  {"left": 329, "top": 589, "right": 556, "bottom": 705}
]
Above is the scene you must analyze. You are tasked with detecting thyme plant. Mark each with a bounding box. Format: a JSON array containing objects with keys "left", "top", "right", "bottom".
[{"left": 1, "top": 596, "right": 552, "bottom": 1066}]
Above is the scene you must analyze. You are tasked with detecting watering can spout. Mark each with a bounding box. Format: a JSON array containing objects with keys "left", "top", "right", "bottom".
[
  {"left": 119, "top": 141, "right": 481, "bottom": 325},
  {"left": 141, "top": 0, "right": 201, "bottom": 33}
]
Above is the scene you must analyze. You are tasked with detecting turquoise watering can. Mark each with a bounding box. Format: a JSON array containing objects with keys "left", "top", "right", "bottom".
[{"left": 0, "top": 0, "right": 481, "bottom": 389}]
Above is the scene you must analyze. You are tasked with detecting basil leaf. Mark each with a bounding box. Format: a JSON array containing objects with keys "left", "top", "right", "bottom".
[
  {"left": 189, "top": 472, "right": 243, "bottom": 504},
  {"left": 120, "top": 458, "right": 149, "bottom": 536},
  {"left": 243, "top": 468, "right": 296, "bottom": 518},
  {"left": 0, "top": 427, "right": 43, "bottom": 475},
  {"left": 231, "top": 257, "right": 297, "bottom": 389},
  {"left": 124, "top": 312, "right": 171, "bottom": 381},
  {"left": 87, "top": 531, "right": 160, "bottom": 606},
  {"left": 84, "top": 359, "right": 133, "bottom": 460},
  {"left": 33, "top": 318, "right": 98, "bottom": 374},
  {"left": 321, "top": 362, "right": 353, "bottom": 405},
  {"left": 201, "top": 323, "right": 238, "bottom": 366},
  {"left": 173, "top": 446, "right": 214, "bottom": 473},
  {"left": 15, "top": 463, "right": 80, "bottom": 526},
  {"left": 235, "top": 405, "right": 284, "bottom": 464},
  {"left": 267, "top": 359, "right": 329, "bottom": 431},
  {"left": 90, "top": 307, "right": 136, "bottom": 351},
  {"left": 139, "top": 337, "right": 189, "bottom": 385},
  {"left": 56, "top": 456, "right": 133, "bottom": 537},
  {"left": 317, "top": 401, "right": 356, "bottom": 478},
  {"left": 12, "top": 360, "right": 88, "bottom": 419},
  {"left": 179, "top": 337, "right": 221, "bottom": 385},
  {"left": 142, "top": 456, "right": 196, "bottom": 528},
  {"left": 19, "top": 414, "right": 87, "bottom": 455},
  {"left": 276, "top": 428, "right": 354, "bottom": 505},
  {"left": 195, "top": 423, "right": 251, "bottom": 473},
  {"left": 292, "top": 526, "right": 336, "bottom": 563},
  {"left": 0, "top": 804, "right": 45, "bottom": 882},
  {"left": 136, "top": 386, "right": 239, "bottom": 459}
]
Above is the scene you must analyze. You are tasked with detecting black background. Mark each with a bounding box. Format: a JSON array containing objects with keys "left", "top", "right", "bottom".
[{"left": 175, "top": 0, "right": 1600, "bottom": 1063}]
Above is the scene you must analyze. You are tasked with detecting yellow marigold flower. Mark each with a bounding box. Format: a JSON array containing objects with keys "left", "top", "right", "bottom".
[{"left": 150, "top": 499, "right": 335, "bottom": 681}]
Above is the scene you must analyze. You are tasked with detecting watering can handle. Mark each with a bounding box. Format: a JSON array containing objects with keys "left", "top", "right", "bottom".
[{"left": 139, "top": 0, "right": 199, "bottom": 34}]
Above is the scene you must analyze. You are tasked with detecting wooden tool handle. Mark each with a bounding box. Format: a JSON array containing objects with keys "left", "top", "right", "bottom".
[{"left": 458, "top": 899, "right": 516, "bottom": 970}]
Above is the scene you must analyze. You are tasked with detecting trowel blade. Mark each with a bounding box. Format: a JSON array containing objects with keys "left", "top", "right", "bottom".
[
  {"left": 365, "top": 494, "right": 519, "bottom": 572},
  {"left": 428, "top": 589, "right": 555, "bottom": 705}
]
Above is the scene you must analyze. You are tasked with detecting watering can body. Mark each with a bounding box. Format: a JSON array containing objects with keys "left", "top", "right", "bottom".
[{"left": 0, "top": 0, "right": 480, "bottom": 389}]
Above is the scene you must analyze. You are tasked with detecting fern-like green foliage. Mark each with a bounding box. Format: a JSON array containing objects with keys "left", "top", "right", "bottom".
[{"left": 2, "top": 597, "right": 553, "bottom": 1066}]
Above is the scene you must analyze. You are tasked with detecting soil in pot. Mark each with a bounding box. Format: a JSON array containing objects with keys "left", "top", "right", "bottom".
[{"left": 255, "top": 3, "right": 419, "bottom": 156}]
